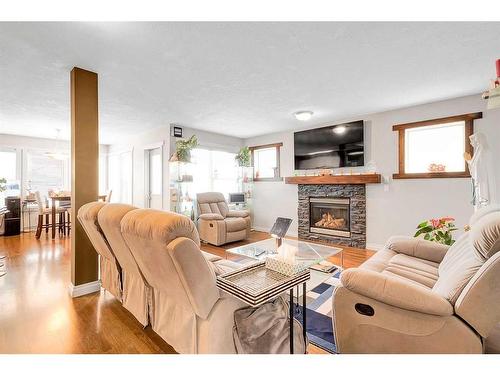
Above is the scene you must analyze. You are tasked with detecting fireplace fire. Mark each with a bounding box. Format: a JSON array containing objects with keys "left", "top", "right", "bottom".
[{"left": 309, "top": 197, "right": 350, "bottom": 238}]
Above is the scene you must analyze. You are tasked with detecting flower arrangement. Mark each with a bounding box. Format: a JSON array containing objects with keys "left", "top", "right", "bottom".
[
  {"left": 235, "top": 146, "right": 251, "bottom": 167},
  {"left": 414, "top": 217, "right": 458, "bottom": 245},
  {"left": 171, "top": 135, "right": 198, "bottom": 163},
  {"left": 0, "top": 177, "right": 6, "bottom": 193}
]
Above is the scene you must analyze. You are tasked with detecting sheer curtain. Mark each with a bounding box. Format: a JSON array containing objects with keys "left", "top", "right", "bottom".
[{"left": 108, "top": 150, "right": 133, "bottom": 204}]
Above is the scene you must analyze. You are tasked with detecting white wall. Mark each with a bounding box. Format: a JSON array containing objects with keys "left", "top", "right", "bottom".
[
  {"left": 169, "top": 125, "right": 243, "bottom": 154},
  {"left": 108, "top": 125, "right": 171, "bottom": 209},
  {"left": 244, "top": 94, "right": 500, "bottom": 249},
  {"left": 108, "top": 124, "right": 243, "bottom": 209}
]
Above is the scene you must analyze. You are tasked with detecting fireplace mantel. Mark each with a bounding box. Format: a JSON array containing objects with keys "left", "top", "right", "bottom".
[{"left": 285, "top": 174, "right": 381, "bottom": 185}]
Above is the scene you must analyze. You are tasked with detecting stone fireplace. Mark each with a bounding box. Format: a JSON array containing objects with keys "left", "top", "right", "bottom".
[{"left": 298, "top": 184, "right": 366, "bottom": 248}]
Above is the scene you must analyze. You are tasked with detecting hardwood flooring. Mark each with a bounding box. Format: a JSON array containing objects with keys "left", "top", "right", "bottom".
[{"left": 0, "top": 230, "right": 373, "bottom": 354}]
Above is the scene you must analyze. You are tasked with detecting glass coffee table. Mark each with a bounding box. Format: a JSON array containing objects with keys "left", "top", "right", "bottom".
[{"left": 226, "top": 237, "right": 343, "bottom": 296}]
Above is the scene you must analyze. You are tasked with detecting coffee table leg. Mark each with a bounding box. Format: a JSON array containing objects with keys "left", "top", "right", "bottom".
[
  {"left": 303, "top": 282, "right": 307, "bottom": 344},
  {"left": 289, "top": 287, "right": 294, "bottom": 354}
]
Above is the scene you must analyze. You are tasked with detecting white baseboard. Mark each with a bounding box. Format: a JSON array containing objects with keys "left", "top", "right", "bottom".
[{"left": 68, "top": 280, "right": 101, "bottom": 298}]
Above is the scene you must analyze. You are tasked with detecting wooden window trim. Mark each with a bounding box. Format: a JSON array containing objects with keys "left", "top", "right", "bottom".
[
  {"left": 392, "top": 112, "right": 481, "bottom": 179},
  {"left": 249, "top": 142, "right": 283, "bottom": 182}
]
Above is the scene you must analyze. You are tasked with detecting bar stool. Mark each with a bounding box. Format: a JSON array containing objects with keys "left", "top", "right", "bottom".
[{"left": 34, "top": 191, "right": 66, "bottom": 239}]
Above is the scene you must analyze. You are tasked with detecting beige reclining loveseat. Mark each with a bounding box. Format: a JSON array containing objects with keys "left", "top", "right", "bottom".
[{"left": 332, "top": 205, "right": 500, "bottom": 353}]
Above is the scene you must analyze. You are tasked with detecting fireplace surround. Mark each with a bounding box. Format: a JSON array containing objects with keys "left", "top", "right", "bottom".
[{"left": 298, "top": 184, "right": 366, "bottom": 248}]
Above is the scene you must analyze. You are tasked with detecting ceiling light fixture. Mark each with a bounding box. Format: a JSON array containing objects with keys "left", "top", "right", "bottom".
[
  {"left": 332, "top": 125, "right": 347, "bottom": 134},
  {"left": 294, "top": 110, "right": 313, "bottom": 121},
  {"left": 45, "top": 129, "right": 68, "bottom": 160}
]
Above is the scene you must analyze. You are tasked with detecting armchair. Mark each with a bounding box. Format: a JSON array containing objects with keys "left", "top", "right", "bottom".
[{"left": 196, "top": 192, "right": 251, "bottom": 246}]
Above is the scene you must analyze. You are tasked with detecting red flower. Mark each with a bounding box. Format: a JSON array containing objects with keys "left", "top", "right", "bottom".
[{"left": 430, "top": 219, "right": 441, "bottom": 228}]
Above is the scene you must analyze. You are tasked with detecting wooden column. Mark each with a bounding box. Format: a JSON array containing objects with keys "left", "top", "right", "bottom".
[{"left": 70, "top": 67, "right": 99, "bottom": 296}]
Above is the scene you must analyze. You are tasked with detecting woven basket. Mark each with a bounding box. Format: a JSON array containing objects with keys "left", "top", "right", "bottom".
[{"left": 265, "top": 256, "right": 310, "bottom": 276}]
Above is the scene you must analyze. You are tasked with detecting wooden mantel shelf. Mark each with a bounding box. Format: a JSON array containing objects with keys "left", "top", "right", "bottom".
[{"left": 284, "top": 174, "right": 382, "bottom": 185}]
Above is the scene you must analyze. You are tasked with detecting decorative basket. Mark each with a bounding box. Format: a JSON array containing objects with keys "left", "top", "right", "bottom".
[{"left": 265, "top": 256, "right": 310, "bottom": 276}]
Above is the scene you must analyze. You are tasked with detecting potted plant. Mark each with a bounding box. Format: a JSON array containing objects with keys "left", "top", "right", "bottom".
[
  {"left": 414, "top": 217, "right": 458, "bottom": 245},
  {"left": 171, "top": 135, "right": 198, "bottom": 163},
  {"left": 235, "top": 146, "right": 251, "bottom": 167}
]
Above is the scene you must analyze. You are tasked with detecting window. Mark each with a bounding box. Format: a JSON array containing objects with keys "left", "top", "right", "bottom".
[
  {"left": 188, "top": 148, "right": 239, "bottom": 199},
  {"left": 250, "top": 143, "right": 283, "bottom": 181},
  {"left": 393, "top": 113, "right": 481, "bottom": 179},
  {"left": 0, "top": 148, "right": 18, "bottom": 202},
  {"left": 25, "top": 150, "right": 70, "bottom": 198}
]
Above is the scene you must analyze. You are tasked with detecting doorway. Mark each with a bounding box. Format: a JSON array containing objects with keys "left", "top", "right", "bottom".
[{"left": 145, "top": 147, "right": 162, "bottom": 209}]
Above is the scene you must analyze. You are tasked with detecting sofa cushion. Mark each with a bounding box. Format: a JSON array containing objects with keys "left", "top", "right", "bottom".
[
  {"left": 359, "top": 249, "right": 397, "bottom": 272},
  {"left": 225, "top": 217, "right": 247, "bottom": 232},
  {"left": 202, "top": 251, "right": 222, "bottom": 262},
  {"left": 470, "top": 211, "right": 500, "bottom": 261},
  {"left": 432, "top": 232, "right": 483, "bottom": 304},
  {"left": 197, "top": 192, "right": 229, "bottom": 218},
  {"left": 360, "top": 250, "right": 439, "bottom": 288},
  {"left": 208, "top": 259, "right": 242, "bottom": 275}
]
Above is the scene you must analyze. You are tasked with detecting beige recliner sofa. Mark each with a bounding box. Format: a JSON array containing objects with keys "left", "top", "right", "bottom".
[
  {"left": 196, "top": 192, "right": 251, "bottom": 246},
  {"left": 78, "top": 202, "right": 241, "bottom": 346},
  {"left": 332, "top": 205, "right": 500, "bottom": 353}
]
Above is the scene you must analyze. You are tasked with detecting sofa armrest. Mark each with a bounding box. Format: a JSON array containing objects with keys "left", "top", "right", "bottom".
[
  {"left": 226, "top": 210, "right": 250, "bottom": 218},
  {"left": 386, "top": 235, "right": 450, "bottom": 263},
  {"left": 340, "top": 268, "right": 453, "bottom": 316},
  {"left": 198, "top": 213, "right": 225, "bottom": 221},
  {"left": 167, "top": 237, "right": 220, "bottom": 319}
]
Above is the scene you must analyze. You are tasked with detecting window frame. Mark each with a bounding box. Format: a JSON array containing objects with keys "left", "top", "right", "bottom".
[
  {"left": 392, "top": 112, "right": 481, "bottom": 179},
  {"left": 249, "top": 142, "right": 283, "bottom": 182}
]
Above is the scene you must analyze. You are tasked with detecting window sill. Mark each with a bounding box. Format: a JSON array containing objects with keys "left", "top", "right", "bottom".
[
  {"left": 392, "top": 172, "right": 471, "bottom": 179},
  {"left": 254, "top": 177, "right": 283, "bottom": 182}
]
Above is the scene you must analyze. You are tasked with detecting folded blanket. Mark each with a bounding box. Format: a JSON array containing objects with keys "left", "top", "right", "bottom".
[{"left": 233, "top": 296, "right": 308, "bottom": 354}]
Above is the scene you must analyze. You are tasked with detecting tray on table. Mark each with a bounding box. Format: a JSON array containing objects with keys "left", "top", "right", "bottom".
[{"left": 216, "top": 261, "right": 310, "bottom": 307}]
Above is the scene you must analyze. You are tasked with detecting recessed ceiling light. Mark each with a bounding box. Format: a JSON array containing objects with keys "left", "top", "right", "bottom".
[
  {"left": 294, "top": 111, "right": 313, "bottom": 121},
  {"left": 333, "top": 125, "right": 346, "bottom": 134}
]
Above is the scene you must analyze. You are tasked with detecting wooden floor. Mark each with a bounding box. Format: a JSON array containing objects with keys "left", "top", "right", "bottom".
[{"left": 0, "top": 230, "right": 374, "bottom": 354}]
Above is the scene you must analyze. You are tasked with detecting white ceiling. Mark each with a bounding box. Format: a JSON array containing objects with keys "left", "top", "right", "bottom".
[{"left": 1, "top": 22, "right": 499, "bottom": 144}]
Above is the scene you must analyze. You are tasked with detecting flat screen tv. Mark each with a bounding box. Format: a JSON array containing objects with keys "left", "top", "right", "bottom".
[{"left": 294, "top": 120, "right": 364, "bottom": 170}]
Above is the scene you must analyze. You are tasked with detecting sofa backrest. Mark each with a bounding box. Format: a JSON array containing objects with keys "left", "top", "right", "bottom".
[
  {"left": 77, "top": 201, "right": 116, "bottom": 263},
  {"left": 197, "top": 192, "right": 229, "bottom": 218},
  {"left": 431, "top": 206, "right": 500, "bottom": 337},
  {"left": 97, "top": 203, "right": 141, "bottom": 278},
  {"left": 432, "top": 232, "right": 483, "bottom": 303},
  {"left": 454, "top": 210, "right": 500, "bottom": 337},
  {"left": 77, "top": 201, "right": 122, "bottom": 299},
  {"left": 120, "top": 208, "right": 219, "bottom": 319}
]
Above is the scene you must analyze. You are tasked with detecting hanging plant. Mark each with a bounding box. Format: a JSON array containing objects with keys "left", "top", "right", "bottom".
[
  {"left": 235, "top": 146, "right": 251, "bottom": 167},
  {"left": 173, "top": 135, "right": 198, "bottom": 163},
  {"left": 0, "top": 177, "right": 6, "bottom": 193}
]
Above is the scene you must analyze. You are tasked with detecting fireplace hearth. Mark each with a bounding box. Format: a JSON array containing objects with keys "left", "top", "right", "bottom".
[{"left": 298, "top": 184, "right": 366, "bottom": 248}]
